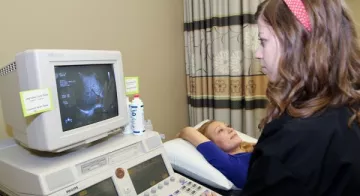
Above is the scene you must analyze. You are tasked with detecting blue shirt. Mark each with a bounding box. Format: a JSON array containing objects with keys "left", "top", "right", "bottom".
[{"left": 196, "top": 141, "right": 252, "bottom": 188}]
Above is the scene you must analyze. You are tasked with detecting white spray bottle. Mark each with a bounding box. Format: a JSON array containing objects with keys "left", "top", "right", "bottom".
[{"left": 130, "top": 94, "right": 145, "bottom": 135}]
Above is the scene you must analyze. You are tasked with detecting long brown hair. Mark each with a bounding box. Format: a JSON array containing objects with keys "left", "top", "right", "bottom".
[
  {"left": 198, "top": 120, "right": 255, "bottom": 153},
  {"left": 256, "top": 0, "right": 360, "bottom": 129}
]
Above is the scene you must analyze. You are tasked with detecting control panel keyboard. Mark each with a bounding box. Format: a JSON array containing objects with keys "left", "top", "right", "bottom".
[{"left": 139, "top": 173, "right": 220, "bottom": 196}]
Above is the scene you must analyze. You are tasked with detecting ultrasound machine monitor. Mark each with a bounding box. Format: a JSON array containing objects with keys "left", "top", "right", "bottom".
[{"left": 0, "top": 49, "right": 129, "bottom": 152}]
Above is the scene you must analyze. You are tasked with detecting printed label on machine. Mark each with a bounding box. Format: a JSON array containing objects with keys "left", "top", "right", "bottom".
[
  {"left": 19, "top": 88, "right": 53, "bottom": 117},
  {"left": 124, "top": 77, "right": 139, "bottom": 95}
]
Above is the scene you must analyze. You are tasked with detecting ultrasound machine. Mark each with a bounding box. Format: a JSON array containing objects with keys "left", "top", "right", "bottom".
[{"left": 0, "top": 50, "right": 219, "bottom": 196}]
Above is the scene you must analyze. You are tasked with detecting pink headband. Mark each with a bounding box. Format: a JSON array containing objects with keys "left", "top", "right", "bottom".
[{"left": 283, "top": 0, "right": 312, "bottom": 32}]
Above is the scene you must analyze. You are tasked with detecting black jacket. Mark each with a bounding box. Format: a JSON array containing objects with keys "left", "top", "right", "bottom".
[{"left": 241, "top": 106, "right": 360, "bottom": 196}]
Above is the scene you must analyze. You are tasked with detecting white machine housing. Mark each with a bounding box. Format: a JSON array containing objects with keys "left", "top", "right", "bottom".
[
  {"left": 0, "top": 131, "right": 216, "bottom": 196},
  {"left": 0, "top": 49, "right": 129, "bottom": 152}
]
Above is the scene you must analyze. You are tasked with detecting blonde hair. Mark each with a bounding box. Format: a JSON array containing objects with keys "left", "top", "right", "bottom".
[{"left": 198, "top": 120, "right": 255, "bottom": 153}]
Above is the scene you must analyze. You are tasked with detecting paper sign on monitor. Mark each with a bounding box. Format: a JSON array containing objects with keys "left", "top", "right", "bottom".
[
  {"left": 19, "top": 88, "right": 53, "bottom": 117},
  {"left": 125, "top": 77, "right": 139, "bottom": 95}
]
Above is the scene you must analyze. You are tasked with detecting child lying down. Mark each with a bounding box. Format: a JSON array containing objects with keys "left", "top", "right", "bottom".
[{"left": 177, "top": 120, "right": 255, "bottom": 189}]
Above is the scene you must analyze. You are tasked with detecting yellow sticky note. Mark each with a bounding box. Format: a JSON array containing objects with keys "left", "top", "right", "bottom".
[
  {"left": 19, "top": 88, "right": 53, "bottom": 117},
  {"left": 125, "top": 77, "right": 139, "bottom": 95}
]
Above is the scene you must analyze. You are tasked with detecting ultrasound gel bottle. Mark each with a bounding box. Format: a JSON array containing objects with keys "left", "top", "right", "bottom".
[
  {"left": 123, "top": 96, "right": 133, "bottom": 134},
  {"left": 130, "top": 94, "right": 145, "bottom": 135}
]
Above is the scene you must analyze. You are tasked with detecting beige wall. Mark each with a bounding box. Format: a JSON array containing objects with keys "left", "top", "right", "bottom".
[
  {"left": 0, "top": 0, "right": 188, "bottom": 140},
  {"left": 346, "top": 0, "right": 360, "bottom": 36}
]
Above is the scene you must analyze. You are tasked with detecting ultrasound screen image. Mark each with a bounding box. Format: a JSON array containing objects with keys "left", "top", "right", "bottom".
[{"left": 55, "top": 64, "right": 118, "bottom": 132}]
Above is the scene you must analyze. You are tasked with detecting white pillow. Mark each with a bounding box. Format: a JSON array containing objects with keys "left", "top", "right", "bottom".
[{"left": 164, "top": 120, "right": 258, "bottom": 190}]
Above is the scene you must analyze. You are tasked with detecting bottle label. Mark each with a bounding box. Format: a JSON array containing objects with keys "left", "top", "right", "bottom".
[{"left": 131, "top": 105, "right": 145, "bottom": 133}]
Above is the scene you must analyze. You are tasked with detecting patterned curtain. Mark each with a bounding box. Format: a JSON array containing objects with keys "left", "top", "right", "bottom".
[{"left": 184, "top": 0, "right": 267, "bottom": 138}]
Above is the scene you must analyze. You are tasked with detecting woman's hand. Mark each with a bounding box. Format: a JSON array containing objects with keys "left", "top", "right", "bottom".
[
  {"left": 177, "top": 127, "right": 210, "bottom": 146},
  {"left": 177, "top": 127, "right": 196, "bottom": 138}
]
